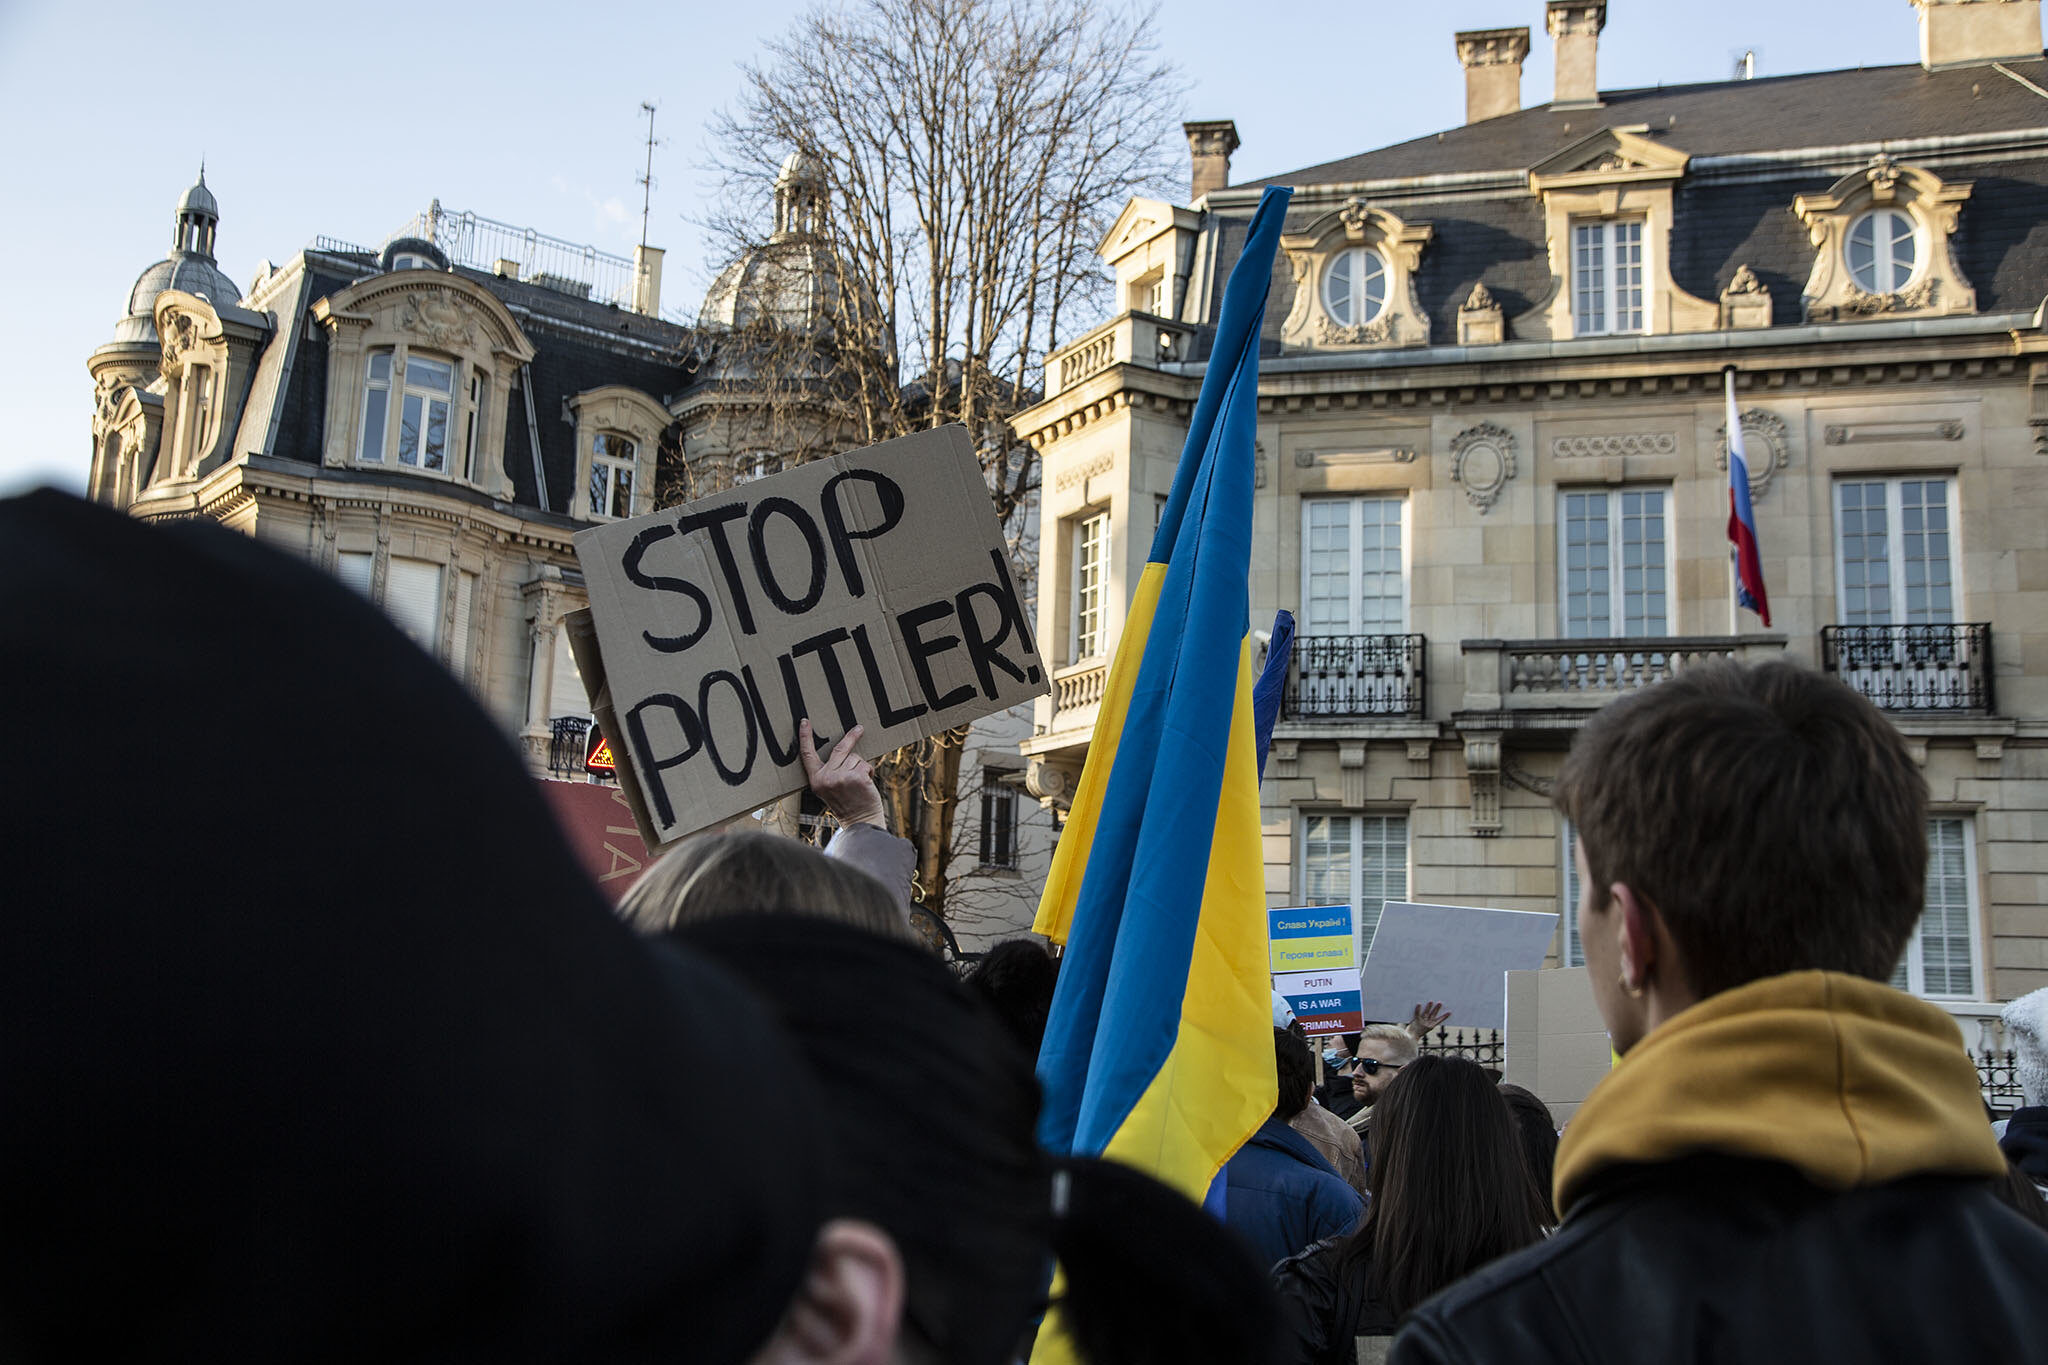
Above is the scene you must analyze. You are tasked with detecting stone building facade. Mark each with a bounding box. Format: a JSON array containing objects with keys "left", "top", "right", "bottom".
[
  {"left": 1016, "top": 0, "right": 2048, "bottom": 1040},
  {"left": 87, "top": 170, "right": 1048, "bottom": 948}
]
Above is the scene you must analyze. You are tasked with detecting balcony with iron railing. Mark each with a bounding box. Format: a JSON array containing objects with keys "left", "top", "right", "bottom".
[
  {"left": 1819, "top": 623, "right": 1995, "bottom": 714},
  {"left": 1458, "top": 634, "right": 1788, "bottom": 727},
  {"left": 1283, "top": 633, "right": 1427, "bottom": 720},
  {"left": 547, "top": 715, "right": 592, "bottom": 780}
]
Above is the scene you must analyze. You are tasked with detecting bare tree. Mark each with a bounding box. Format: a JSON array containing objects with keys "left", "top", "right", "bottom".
[{"left": 680, "top": 0, "right": 1182, "bottom": 921}]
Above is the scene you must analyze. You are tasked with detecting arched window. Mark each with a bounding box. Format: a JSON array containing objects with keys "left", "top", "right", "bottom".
[
  {"left": 588, "top": 434, "right": 637, "bottom": 519},
  {"left": 1846, "top": 209, "right": 1917, "bottom": 294},
  {"left": 1322, "top": 248, "right": 1388, "bottom": 327}
]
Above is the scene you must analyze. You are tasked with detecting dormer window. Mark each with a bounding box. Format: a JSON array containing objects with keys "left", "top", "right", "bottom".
[
  {"left": 1571, "top": 220, "right": 1645, "bottom": 336},
  {"left": 357, "top": 349, "right": 456, "bottom": 472},
  {"left": 588, "top": 434, "right": 637, "bottom": 519},
  {"left": 391, "top": 252, "right": 434, "bottom": 271},
  {"left": 1846, "top": 209, "right": 1917, "bottom": 295},
  {"left": 1793, "top": 158, "right": 1974, "bottom": 322},
  {"left": 1322, "top": 248, "right": 1388, "bottom": 329}
]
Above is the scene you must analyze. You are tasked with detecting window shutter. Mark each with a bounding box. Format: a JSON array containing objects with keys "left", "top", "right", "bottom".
[
  {"left": 336, "top": 551, "right": 374, "bottom": 597},
  {"left": 450, "top": 571, "right": 477, "bottom": 675},
  {"left": 385, "top": 558, "right": 444, "bottom": 653},
  {"left": 548, "top": 627, "right": 587, "bottom": 719}
]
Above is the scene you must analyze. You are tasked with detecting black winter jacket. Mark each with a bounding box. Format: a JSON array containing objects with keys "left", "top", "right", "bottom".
[
  {"left": 1270, "top": 1236, "right": 1401, "bottom": 1365},
  {"left": 1388, "top": 1155, "right": 2048, "bottom": 1365}
]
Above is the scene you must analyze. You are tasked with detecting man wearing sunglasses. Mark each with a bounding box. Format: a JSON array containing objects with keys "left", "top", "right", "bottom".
[{"left": 1343, "top": 1023, "right": 1420, "bottom": 1134}]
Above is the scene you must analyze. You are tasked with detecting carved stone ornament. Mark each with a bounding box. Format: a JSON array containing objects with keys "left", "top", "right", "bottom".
[
  {"left": 402, "top": 290, "right": 481, "bottom": 349},
  {"left": 1714, "top": 409, "right": 1790, "bottom": 501},
  {"left": 1823, "top": 419, "right": 1964, "bottom": 446},
  {"left": 161, "top": 310, "right": 202, "bottom": 362},
  {"left": 1553, "top": 432, "right": 1677, "bottom": 459},
  {"left": 1338, "top": 198, "right": 1372, "bottom": 240},
  {"left": 1463, "top": 731, "right": 1503, "bottom": 836},
  {"left": 1317, "top": 313, "right": 1394, "bottom": 346},
  {"left": 1726, "top": 263, "right": 1766, "bottom": 295},
  {"left": 1450, "top": 422, "right": 1518, "bottom": 513},
  {"left": 1054, "top": 452, "right": 1114, "bottom": 492},
  {"left": 1463, "top": 281, "right": 1496, "bottom": 311}
]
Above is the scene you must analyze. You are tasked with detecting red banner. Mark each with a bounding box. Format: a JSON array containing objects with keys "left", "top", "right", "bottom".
[{"left": 538, "top": 779, "right": 654, "bottom": 902}]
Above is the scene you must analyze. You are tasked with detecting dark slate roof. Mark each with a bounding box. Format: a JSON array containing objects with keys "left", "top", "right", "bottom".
[
  {"left": 1245, "top": 58, "right": 2048, "bottom": 187},
  {"left": 250, "top": 252, "right": 687, "bottom": 518}
]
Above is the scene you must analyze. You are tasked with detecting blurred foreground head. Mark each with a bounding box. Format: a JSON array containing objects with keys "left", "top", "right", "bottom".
[
  {"left": 0, "top": 492, "right": 823, "bottom": 1364},
  {"left": 667, "top": 908, "right": 1281, "bottom": 1365}
]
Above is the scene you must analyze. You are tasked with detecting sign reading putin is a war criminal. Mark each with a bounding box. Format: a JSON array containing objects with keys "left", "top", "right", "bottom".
[{"left": 570, "top": 425, "right": 1048, "bottom": 847}]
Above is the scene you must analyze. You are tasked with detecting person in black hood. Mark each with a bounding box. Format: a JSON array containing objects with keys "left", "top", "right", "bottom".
[{"left": 0, "top": 490, "right": 843, "bottom": 1365}]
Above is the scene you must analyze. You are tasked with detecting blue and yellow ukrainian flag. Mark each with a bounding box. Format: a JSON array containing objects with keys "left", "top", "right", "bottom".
[{"left": 1032, "top": 186, "right": 1292, "bottom": 1220}]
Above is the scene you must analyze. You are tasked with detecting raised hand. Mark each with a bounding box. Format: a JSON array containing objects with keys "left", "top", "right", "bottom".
[{"left": 798, "top": 719, "right": 886, "bottom": 829}]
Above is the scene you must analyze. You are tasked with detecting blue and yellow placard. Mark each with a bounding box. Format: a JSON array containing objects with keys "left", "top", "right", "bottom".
[{"left": 1267, "top": 905, "right": 1356, "bottom": 974}]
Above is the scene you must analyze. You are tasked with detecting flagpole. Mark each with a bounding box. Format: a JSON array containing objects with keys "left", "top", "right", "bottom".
[{"left": 1724, "top": 365, "right": 1741, "bottom": 637}]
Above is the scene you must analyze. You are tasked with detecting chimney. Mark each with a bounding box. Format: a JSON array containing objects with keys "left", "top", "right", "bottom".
[
  {"left": 1547, "top": 0, "right": 1607, "bottom": 109},
  {"left": 1184, "top": 120, "right": 1241, "bottom": 202},
  {"left": 632, "top": 243, "right": 664, "bottom": 317},
  {"left": 1457, "top": 27, "right": 1531, "bottom": 123},
  {"left": 1914, "top": 0, "right": 2042, "bottom": 70}
]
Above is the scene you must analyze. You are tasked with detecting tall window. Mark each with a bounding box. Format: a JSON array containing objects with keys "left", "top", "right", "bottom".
[
  {"left": 464, "top": 372, "right": 489, "bottom": 482},
  {"left": 1300, "top": 812, "right": 1409, "bottom": 959},
  {"left": 978, "top": 778, "right": 1019, "bottom": 870},
  {"left": 359, "top": 349, "right": 455, "bottom": 472},
  {"left": 1071, "top": 510, "right": 1110, "bottom": 660},
  {"left": 1835, "top": 477, "right": 1955, "bottom": 626},
  {"left": 1561, "top": 488, "right": 1668, "bottom": 637},
  {"left": 1892, "top": 816, "right": 1980, "bottom": 999},
  {"left": 588, "top": 434, "right": 637, "bottom": 519},
  {"left": 359, "top": 353, "right": 392, "bottom": 464},
  {"left": 1322, "top": 248, "right": 1389, "bottom": 328},
  {"left": 1561, "top": 820, "right": 1584, "bottom": 967},
  {"left": 1847, "top": 209, "right": 1918, "bottom": 295},
  {"left": 1572, "top": 220, "right": 1645, "bottom": 336},
  {"left": 1303, "top": 497, "right": 1406, "bottom": 635}
]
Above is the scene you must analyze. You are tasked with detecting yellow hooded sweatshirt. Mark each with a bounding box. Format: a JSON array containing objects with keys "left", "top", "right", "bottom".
[{"left": 1553, "top": 970, "right": 2006, "bottom": 1218}]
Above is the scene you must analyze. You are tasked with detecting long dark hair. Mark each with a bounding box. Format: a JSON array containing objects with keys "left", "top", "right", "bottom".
[{"left": 1338, "top": 1055, "right": 1548, "bottom": 1316}]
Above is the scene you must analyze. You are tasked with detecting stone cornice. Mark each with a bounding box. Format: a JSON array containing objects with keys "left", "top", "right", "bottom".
[{"left": 1015, "top": 316, "right": 2037, "bottom": 441}]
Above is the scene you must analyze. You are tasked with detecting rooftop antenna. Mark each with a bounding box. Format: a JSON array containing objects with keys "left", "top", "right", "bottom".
[
  {"left": 637, "top": 101, "right": 662, "bottom": 248},
  {"left": 1735, "top": 49, "right": 1757, "bottom": 80}
]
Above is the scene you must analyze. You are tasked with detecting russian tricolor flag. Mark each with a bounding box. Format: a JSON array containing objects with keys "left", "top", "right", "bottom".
[{"left": 1724, "top": 366, "right": 1771, "bottom": 626}]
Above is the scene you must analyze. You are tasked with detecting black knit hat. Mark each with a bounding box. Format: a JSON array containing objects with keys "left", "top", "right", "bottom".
[
  {"left": 674, "top": 913, "right": 1055, "bottom": 1365},
  {"left": 0, "top": 490, "right": 822, "bottom": 1364}
]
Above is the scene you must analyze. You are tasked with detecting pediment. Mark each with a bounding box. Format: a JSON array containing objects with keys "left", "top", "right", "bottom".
[
  {"left": 1529, "top": 128, "right": 1689, "bottom": 190},
  {"left": 1096, "top": 196, "right": 1200, "bottom": 263}
]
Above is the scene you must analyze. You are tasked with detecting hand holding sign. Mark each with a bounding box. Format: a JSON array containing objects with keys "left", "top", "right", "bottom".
[{"left": 799, "top": 720, "right": 884, "bottom": 829}]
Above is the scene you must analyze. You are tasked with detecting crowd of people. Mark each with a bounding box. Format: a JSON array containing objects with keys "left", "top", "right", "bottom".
[{"left": 8, "top": 490, "right": 2048, "bottom": 1363}]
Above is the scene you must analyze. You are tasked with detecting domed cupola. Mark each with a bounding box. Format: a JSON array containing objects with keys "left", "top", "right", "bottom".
[
  {"left": 114, "top": 168, "right": 243, "bottom": 345},
  {"left": 698, "top": 150, "right": 838, "bottom": 333}
]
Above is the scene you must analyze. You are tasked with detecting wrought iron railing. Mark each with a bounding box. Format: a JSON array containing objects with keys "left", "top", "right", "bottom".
[
  {"left": 1284, "top": 633, "right": 1426, "bottom": 719},
  {"left": 1819, "top": 623, "right": 1995, "bottom": 713},
  {"left": 1977, "top": 1047, "right": 2027, "bottom": 1117},
  {"left": 1416, "top": 1026, "right": 1504, "bottom": 1072},
  {"left": 389, "top": 200, "right": 639, "bottom": 306},
  {"left": 548, "top": 716, "right": 591, "bottom": 779}
]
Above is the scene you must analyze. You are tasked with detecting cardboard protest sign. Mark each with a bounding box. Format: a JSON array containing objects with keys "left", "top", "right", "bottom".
[
  {"left": 1356, "top": 901, "right": 1559, "bottom": 1032},
  {"left": 1502, "top": 966, "right": 1613, "bottom": 1124},
  {"left": 1273, "top": 968, "right": 1364, "bottom": 1036},
  {"left": 571, "top": 425, "right": 1048, "bottom": 846},
  {"left": 1267, "top": 904, "right": 1357, "bottom": 974}
]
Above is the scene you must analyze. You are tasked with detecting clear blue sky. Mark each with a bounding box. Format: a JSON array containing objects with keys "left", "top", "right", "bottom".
[{"left": 0, "top": 0, "right": 1913, "bottom": 495}]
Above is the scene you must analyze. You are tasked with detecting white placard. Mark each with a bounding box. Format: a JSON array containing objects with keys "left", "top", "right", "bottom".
[{"left": 1357, "top": 900, "right": 1560, "bottom": 1032}]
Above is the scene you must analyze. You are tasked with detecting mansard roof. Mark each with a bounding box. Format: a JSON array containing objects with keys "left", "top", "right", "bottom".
[{"left": 1243, "top": 58, "right": 2048, "bottom": 189}]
